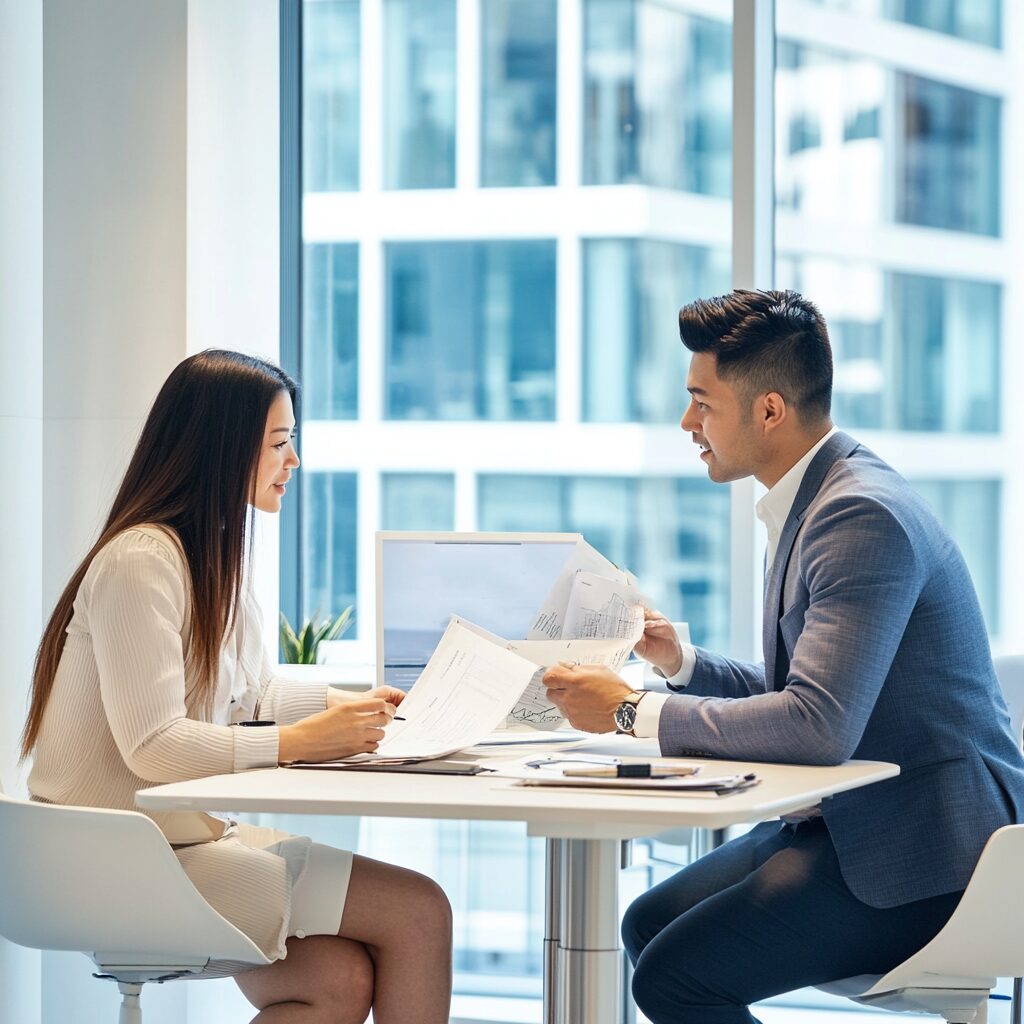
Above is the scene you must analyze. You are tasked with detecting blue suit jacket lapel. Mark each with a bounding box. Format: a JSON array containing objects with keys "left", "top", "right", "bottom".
[{"left": 762, "top": 431, "right": 861, "bottom": 691}]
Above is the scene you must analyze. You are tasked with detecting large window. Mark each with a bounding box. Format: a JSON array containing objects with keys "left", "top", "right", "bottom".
[
  {"left": 583, "top": 0, "right": 731, "bottom": 194},
  {"left": 385, "top": 240, "right": 557, "bottom": 421},
  {"left": 584, "top": 239, "right": 730, "bottom": 423},
  {"left": 289, "top": 2, "right": 1016, "bottom": 1022},
  {"left": 383, "top": 0, "right": 456, "bottom": 189}
]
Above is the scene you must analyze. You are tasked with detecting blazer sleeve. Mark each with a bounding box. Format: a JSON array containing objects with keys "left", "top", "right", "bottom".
[
  {"left": 683, "top": 649, "right": 767, "bottom": 699},
  {"left": 88, "top": 530, "right": 280, "bottom": 781},
  {"left": 658, "top": 494, "right": 921, "bottom": 764}
]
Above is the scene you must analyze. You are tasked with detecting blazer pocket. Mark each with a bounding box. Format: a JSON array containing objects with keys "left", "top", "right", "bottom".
[{"left": 778, "top": 603, "right": 806, "bottom": 658}]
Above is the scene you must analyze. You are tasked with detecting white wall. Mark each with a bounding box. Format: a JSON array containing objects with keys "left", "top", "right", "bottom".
[{"left": 0, "top": 1, "right": 282, "bottom": 1020}]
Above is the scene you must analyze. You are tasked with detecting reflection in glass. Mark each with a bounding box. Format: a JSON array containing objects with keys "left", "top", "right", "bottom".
[
  {"left": 481, "top": 0, "right": 557, "bottom": 187},
  {"left": 303, "top": 0, "right": 360, "bottom": 192},
  {"left": 303, "top": 244, "right": 358, "bottom": 420},
  {"left": 911, "top": 480, "right": 1000, "bottom": 632},
  {"left": 583, "top": 0, "right": 730, "bottom": 195},
  {"left": 584, "top": 239, "right": 730, "bottom": 423},
  {"left": 777, "top": 257, "right": 1000, "bottom": 434},
  {"left": 385, "top": 241, "right": 556, "bottom": 421},
  {"left": 478, "top": 474, "right": 730, "bottom": 652},
  {"left": 302, "top": 472, "right": 358, "bottom": 634},
  {"left": 804, "top": 0, "right": 1001, "bottom": 48},
  {"left": 381, "top": 474, "right": 456, "bottom": 530},
  {"left": 777, "top": 42, "right": 1001, "bottom": 236},
  {"left": 383, "top": 0, "right": 456, "bottom": 189},
  {"left": 776, "top": 42, "right": 886, "bottom": 222},
  {"left": 896, "top": 73, "right": 1000, "bottom": 236}
]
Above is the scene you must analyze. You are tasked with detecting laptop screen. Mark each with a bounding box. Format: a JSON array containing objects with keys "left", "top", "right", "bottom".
[{"left": 376, "top": 532, "right": 581, "bottom": 689}]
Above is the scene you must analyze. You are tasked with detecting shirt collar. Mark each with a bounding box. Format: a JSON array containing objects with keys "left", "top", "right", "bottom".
[{"left": 756, "top": 426, "right": 839, "bottom": 536}]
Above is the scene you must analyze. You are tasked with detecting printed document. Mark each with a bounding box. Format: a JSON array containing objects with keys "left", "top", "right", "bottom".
[{"left": 373, "top": 616, "right": 538, "bottom": 759}]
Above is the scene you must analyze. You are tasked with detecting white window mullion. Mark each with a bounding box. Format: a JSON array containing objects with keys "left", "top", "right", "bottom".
[
  {"left": 730, "top": 0, "right": 775, "bottom": 661},
  {"left": 456, "top": 0, "right": 481, "bottom": 189}
]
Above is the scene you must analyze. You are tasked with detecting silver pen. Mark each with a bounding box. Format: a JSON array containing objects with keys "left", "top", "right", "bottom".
[{"left": 562, "top": 764, "right": 699, "bottom": 779}]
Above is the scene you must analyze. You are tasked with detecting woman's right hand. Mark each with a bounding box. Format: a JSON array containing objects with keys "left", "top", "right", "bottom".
[{"left": 278, "top": 698, "right": 396, "bottom": 764}]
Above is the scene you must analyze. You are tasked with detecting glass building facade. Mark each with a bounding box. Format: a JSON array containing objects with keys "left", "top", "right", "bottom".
[{"left": 292, "top": 0, "right": 1011, "bottom": 1018}]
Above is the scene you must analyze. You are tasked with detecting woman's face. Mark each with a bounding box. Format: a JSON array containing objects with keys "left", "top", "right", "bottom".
[{"left": 253, "top": 390, "right": 300, "bottom": 513}]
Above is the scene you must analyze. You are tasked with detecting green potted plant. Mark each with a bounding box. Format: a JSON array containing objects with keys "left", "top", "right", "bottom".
[{"left": 279, "top": 607, "right": 354, "bottom": 665}]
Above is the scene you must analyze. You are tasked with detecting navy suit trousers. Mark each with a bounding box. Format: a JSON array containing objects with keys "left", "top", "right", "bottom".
[{"left": 623, "top": 818, "right": 962, "bottom": 1024}]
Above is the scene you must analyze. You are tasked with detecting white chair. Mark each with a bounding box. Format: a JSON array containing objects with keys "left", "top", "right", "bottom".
[
  {"left": 0, "top": 782, "right": 269, "bottom": 1023},
  {"left": 818, "top": 655, "right": 1024, "bottom": 1023}
]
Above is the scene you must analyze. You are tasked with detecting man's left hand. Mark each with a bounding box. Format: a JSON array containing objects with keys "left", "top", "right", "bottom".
[{"left": 543, "top": 664, "right": 633, "bottom": 733}]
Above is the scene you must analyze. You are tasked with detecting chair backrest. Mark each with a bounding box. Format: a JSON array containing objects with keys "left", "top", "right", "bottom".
[
  {"left": 866, "top": 824, "right": 1024, "bottom": 991},
  {"left": 993, "top": 655, "right": 1024, "bottom": 751},
  {"left": 0, "top": 790, "right": 267, "bottom": 967}
]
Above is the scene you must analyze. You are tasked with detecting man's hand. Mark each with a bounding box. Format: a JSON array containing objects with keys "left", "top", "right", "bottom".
[
  {"left": 542, "top": 664, "right": 634, "bottom": 734},
  {"left": 633, "top": 608, "right": 683, "bottom": 677}
]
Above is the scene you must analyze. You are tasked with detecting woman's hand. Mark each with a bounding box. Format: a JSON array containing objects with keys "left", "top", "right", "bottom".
[
  {"left": 326, "top": 684, "right": 406, "bottom": 708},
  {"left": 279, "top": 698, "right": 396, "bottom": 764},
  {"left": 632, "top": 608, "right": 683, "bottom": 678}
]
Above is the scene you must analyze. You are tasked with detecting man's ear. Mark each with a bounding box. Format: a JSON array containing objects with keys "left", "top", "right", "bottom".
[{"left": 760, "top": 391, "right": 788, "bottom": 433}]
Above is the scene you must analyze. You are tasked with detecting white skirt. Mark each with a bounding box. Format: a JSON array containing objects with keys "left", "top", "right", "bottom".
[{"left": 175, "top": 822, "right": 354, "bottom": 978}]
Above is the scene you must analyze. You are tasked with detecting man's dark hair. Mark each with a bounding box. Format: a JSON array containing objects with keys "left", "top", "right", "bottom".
[{"left": 678, "top": 289, "right": 833, "bottom": 423}]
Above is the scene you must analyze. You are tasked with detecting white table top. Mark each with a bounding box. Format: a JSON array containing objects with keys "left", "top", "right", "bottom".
[{"left": 136, "top": 734, "right": 899, "bottom": 839}]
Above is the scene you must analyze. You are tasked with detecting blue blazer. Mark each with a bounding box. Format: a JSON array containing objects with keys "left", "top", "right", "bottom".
[{"left": 659, "top": 431, "right": 1024, "bottom": 907}]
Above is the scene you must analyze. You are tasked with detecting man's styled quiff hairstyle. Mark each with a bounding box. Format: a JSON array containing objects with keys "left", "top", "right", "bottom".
[{"left": 678, "top": 289, "right": 833, "bottom": 423}]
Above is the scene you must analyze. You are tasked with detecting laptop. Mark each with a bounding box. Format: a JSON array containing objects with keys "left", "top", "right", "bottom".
[{"left": 375, "top": 531, "right": 581, "bottom": 690}]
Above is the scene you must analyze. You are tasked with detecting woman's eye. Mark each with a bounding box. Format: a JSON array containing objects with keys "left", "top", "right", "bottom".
[{"left": 273, "top": 441, "right": 288, "bottom": 450}]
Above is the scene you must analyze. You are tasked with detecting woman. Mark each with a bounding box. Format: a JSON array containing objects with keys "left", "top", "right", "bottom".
[{"left": 22, "top": 350, "right": 452, "bottom": 1024}]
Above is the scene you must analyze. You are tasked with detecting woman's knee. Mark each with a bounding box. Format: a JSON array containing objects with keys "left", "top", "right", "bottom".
[{"left": 409, "top": 873, "right": 453, "bottom": 942}]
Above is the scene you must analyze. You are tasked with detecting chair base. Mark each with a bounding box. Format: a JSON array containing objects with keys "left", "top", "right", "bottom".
[
  {"left": 94, "top": 965, "right": 211, "bottom": 1024},
  {"left": 856, "top": 986, "right": 989, "bottom": 1022}
]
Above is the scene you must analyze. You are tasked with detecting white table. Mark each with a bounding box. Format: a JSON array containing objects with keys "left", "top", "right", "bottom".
[{"left": 137, "top": 735, "right": 898, "bottom": 1024}]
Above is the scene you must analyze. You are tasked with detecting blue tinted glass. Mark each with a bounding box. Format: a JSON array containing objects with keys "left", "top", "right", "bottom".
[
  {"left": 477, "top": 474, "right": 730, "bottom": 651},
  {"left": 385, "top": 241, "right": 556, "bottom": 421},
  {"left": 891, "top": 0, "right": 1001, "bottom": 47},
  {"left": 481, "top": 0, "right": 557, "bottom": 187},
  {"left": 381, "top": 474, "right": 455, "bottom": 530},
  {"left": 583, "top": 0, "right": 730, "bottom": 195},
  {"left": 776, "top": 259, "right": 1000, "bottom": 435},
  {"left": 911, "top": 480, "right": 1000, "bottom": 632},
  {"left": 302, "top": 472, "right": 358, "bottom": 633},
  {"left": 896, "top": 73, "right": 1000, "bottom": 236},
  {"left": 303, "top": 0, "right": 360, "bottom": 192},
  {"left": 803, "top": 1, "right": 1001, "bottom": 48},
  {"left": 583, "top": 239, "right": 730, "bottom": 423},
  {"left": 302, "top": 244, "right": 358, "bottom": 419},
  {"left": 383, "top": 0, "right": 456, "bottom": 189}
]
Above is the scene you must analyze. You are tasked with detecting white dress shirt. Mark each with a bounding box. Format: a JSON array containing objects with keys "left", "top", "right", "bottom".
[{"left": 634, "top": 426, "right": 838, "bottom": 739}]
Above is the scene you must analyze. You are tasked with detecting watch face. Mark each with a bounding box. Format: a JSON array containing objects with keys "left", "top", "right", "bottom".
[{"left": 615, "top": 701, "right": 638, "bottom": 733}]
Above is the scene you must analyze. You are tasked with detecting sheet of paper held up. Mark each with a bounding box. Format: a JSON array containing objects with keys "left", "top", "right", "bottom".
[
  {"left": 372, "top": 616, "right": 538, "bottom": 760},
  {"left": 458, "top": 619, "right": 644, "bottom": 730},
  {"left": 562, "top": 571, "right": 646, "bottom": 641},
  {"left": 527, "top": 538, "right": 637, "bottom": 641}
]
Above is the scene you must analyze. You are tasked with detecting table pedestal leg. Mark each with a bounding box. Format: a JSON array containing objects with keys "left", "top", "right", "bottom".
[{"left": 544, "top": 837, "right": 622, "bottom": 1024}]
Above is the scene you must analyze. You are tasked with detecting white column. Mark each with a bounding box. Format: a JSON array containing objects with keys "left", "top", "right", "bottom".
[
  {"left": 39, "top": 2, "right": 190, "bottom": 1021},
  {"left": 187, "top": 0, "right": 283, "bottom": 639}
]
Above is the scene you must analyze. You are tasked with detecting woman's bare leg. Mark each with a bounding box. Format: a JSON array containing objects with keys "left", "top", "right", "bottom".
[
  {"left": 235, "top": 854, "right": 451, "bottom": 1024},
  {"left": 338, "top": 855, "right": 453, "bottom": 1024},
  {"left": 236, "top": 934, "right": 374, "bottom": 1024}
]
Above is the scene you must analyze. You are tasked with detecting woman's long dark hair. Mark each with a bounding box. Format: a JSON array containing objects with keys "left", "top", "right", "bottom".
[{"left": 21, "top": 350, "right": 297, "bottom": 759}]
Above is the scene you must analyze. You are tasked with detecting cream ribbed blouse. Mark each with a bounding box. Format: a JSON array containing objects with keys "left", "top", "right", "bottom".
[{"left": 28, "top": 525, "right": 330, "bottom": 964}]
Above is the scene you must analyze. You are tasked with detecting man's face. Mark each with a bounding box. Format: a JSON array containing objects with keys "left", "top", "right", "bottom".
[{"left": 680, "top": 352, "right": 763, "bottom": 483}]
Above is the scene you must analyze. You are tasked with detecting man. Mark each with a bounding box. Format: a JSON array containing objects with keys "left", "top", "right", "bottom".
[{"left": 543, "top": 289, "right": 1024, "bottom": 1024}]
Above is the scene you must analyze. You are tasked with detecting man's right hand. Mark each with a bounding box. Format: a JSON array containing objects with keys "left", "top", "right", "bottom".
[
  {"left": 633, "top": 608, "right": 683, "bottom": 678},
  {"left": 278, "top": 698, "right": 396, "bottom": 764}
]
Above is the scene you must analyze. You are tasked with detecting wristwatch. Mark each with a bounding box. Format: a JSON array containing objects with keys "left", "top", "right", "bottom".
[{"left": 613, "top": 692, "right": 648, "bottom": 737}]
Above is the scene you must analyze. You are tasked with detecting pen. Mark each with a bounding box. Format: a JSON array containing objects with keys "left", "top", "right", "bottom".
[
  {"left": 562, "top": 764, "right": 699, "bottom": 779},
  {"left": 393, "top": 716, "right": 406, "bottom": 721}
]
